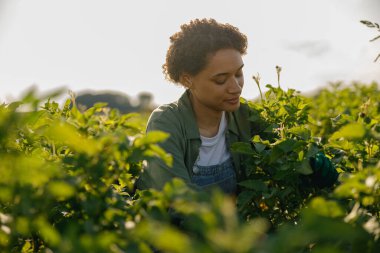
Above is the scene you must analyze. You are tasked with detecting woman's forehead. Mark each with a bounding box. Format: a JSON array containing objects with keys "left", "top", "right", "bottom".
[{"left": 202, "top": 49, "right": 244, "bottom": 75}]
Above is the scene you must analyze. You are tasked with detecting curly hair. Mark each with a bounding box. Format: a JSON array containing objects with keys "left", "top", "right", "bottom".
[{"left": 163, "top": 18, "right": 248, "bottom": 84}]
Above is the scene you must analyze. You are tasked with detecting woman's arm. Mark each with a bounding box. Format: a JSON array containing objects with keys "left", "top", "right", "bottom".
[{"left": 136, "top": 111, "right": 193, "bottom": 190}]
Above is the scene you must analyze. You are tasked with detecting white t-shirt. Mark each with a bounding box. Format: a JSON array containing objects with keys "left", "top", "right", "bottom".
[{"left": 196, "top": 111, "right": 231, "bottom": 167}]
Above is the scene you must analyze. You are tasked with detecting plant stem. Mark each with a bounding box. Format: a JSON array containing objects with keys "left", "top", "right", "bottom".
[{"left": 252, "top": 74, "right": 264, "bottom": 102}]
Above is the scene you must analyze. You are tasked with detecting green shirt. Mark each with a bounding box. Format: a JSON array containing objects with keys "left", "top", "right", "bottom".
[{"left": 137, "top": 90, "right": 268, "bottom": 190}]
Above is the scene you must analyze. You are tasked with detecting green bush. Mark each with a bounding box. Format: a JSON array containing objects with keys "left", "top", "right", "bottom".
[{"left": 0, "top": 83, "right": 379, "bottom": 252}]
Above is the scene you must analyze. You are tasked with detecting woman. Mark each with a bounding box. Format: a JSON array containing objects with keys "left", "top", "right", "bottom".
[{"left": 137, "top": 18, "right": 337, "bottom": 194}]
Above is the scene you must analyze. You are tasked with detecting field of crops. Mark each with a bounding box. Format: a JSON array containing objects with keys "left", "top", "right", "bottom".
[{"left": 0, "top": 81, "right": 379, "bottom": 252}]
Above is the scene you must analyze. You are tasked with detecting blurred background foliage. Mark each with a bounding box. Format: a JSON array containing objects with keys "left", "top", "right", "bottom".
[{"left": 74, "top": 90, "right": 155, "bottom": 115}]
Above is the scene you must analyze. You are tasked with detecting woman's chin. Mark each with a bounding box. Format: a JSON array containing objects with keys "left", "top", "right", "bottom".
[{"left": 224, "top": 102, "right": 240, "bottom": 112}]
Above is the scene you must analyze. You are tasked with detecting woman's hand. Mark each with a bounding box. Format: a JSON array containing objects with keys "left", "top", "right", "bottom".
[{"left": 309, "top": 152, "right": 339, "bottom": 188}]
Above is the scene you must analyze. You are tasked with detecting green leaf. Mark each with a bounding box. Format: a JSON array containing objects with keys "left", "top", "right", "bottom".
[
  {"left": 276, "top": 139, "right": 300, "bottom": 153},
  {"left": 239, "top": 180, "right": 268, "bottom": 192},
  {"left": 264, "top": 123, "right": 279, "bottom": 133},
  {"left": 21, "top": 240, "right": 33, "bottom": 252},
  {"left": 34, "top": 216, "right": 61, "bottom": 246},
  {"left": 296, "top": 159, "right": 313, "bottom": 175},
  {"left": 134, "top": 131, "right": 170, "bottom": 147},
  {"left": 7, "top": 101, "right": 23, "bottom": 111},
  {"left": 45, "top": 122, "right": 100, "bottom": 155},
  {"left": 48, "top": 181, "right": 75, "bottom": 200},
  {"left": 330, "top": 123, "right": 366, "bottom": 140},
  {"left": 306, "top": 143, "right": 320, "bottom": 158},
  {"left": 237, "top": 191, "right": 255, "bottom": 211},
  {"left": 309, "top": 197, "right": 344, "bottom": 218},
  {"left": 231, "top": 142, "right": 255, "bottom": 155},
  {"left": 252, "top": 135, "right": 271, "bottom": 145},
  {"left": 269, "top": 146, "right": 284, "bottom": 164},
  {"left": 362, "top": 196, "right": 375, "bottom": 206},
  {"left": 253, "top": 142, "right": 266, "bottom": 153},
  {"left": 70, "top": 105, "right": 84, "bottom": 122},
  {"left": 136, "top": 221, "right": 192, "bottom": 252},
  {"left": 268, "top": 139, "right": 302, "bottom": 164},
  {"left": 298, "top": 150, "right": 304, "bottom": 161},
  {"left": 288, "top": 126, "right": 311, "bottom": 140},
  {"left": 143, "top": 144, "right": 173, "bottom": 167}
]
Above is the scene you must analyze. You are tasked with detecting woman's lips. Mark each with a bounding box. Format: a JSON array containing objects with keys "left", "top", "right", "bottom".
[{"left": 225, "top": 97, "right": 240, "bottom": 104}]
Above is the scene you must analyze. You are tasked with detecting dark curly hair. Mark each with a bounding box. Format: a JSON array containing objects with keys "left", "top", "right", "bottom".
[{"left": 163, "top": 18, "right": 248, "bottom": 84}]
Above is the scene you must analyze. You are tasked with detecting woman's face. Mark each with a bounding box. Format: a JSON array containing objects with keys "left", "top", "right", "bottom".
[{"left": 186, "top": 48, "right": 244, "bottom": 113}]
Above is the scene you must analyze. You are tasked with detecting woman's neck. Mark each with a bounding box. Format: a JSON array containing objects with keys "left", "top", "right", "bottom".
[{"left": 189, "top": 93, "right": 223, "bottom": 138}]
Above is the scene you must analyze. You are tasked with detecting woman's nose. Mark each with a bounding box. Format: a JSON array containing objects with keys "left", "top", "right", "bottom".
[{"left": 228, "top": 77, "right": 243, "bottom": 93}]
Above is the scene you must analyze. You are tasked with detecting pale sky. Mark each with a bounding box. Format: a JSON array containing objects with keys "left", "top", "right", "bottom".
[{"left": 0, "top": 0, "right": 379, "bottom": 105}]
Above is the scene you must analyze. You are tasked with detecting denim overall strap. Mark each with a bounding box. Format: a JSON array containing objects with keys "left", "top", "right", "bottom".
[{"left": 191, "top": 158, "right": 237, "bottom": 194}]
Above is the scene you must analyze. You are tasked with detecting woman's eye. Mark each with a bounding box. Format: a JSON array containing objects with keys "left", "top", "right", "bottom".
[{"left": 214, "top": 79, "right": 227, "bottom": 85}]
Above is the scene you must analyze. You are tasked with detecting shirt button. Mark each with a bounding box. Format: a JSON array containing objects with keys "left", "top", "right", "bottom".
[{"left": 193, "top": 166, "right": 200, "bottom": 174}]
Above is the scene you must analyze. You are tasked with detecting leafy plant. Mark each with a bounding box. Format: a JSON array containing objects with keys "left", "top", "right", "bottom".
[
  {"left": 0, "top": 89, "right": 169, "bottom": 252},
  {"left": 233, "top": 80, "right": 327, "bottom": 229},
  {"left": 1, "top": 81, "right": 380, "bottom": 252}
]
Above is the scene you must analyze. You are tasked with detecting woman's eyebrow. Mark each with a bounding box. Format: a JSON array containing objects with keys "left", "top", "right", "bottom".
[{"left": 211, "top": 64, "right": 244, "bottom": 78}]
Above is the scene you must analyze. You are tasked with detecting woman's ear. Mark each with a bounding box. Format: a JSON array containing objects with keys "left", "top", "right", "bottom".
[{"left": 179, "top": 73, "right": 193, "bottom": 88}]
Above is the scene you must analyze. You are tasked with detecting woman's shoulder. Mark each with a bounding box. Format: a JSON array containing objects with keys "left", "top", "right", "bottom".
[
  {"left": 148, "top": 91, "right": 194, "bottom": 125},
  {"left": 147, "top": 101, "right": 181, "bottom": 129},
  {"left": 148, "top": 100, "right": 182, "bottom": 123},
  {"left": 147, "top": 98, "right": 194, "bottom": 134}
]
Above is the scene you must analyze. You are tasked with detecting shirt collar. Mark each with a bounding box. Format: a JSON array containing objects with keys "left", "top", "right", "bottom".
[
  {"left": 178, "top": 89, "right": 240, "bottom": 139},
  {"left": 226, "top": 111, "right": 239, "bottom": 136},
  {"left": 177, "top": 90, "right": 201, "bottom": 139}
]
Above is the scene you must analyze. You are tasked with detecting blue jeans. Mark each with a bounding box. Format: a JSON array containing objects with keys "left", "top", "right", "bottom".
[{"left": 191, "top": 158, "right": 237, "bottom": 194}]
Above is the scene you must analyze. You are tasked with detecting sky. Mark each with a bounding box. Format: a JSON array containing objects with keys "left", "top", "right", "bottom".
[{"left": 0, "top": 0, "right": 379, "bottom": 105}]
